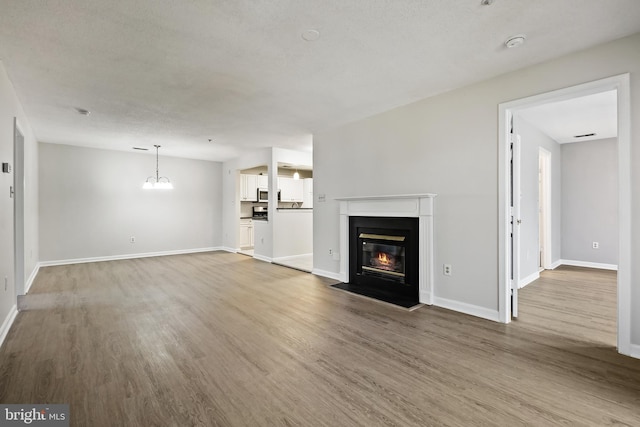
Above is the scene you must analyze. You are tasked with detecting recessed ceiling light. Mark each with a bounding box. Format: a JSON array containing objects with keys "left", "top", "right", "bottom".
[
  {"left": 481, "top": 0, "right": 495, "bottom": 5},
  {"left": 75, "top": 107, "right": 91, "bottom": 116},
  {"left": 574, "top": 133, "right": 596, "bottom": 138},
  {"left": 505, "top": 35, "right": 526, "bottom": 48},
  {"left": 301, "top": 29, "right": 320, "bottom": 42}
]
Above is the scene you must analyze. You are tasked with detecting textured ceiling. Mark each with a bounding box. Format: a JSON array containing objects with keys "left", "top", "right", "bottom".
[
  {"left": 1, "top": 1, "right": 639, "bottom": 161},
  {"left": 517, "top": 91, "right": 617, "bottom": 144}
]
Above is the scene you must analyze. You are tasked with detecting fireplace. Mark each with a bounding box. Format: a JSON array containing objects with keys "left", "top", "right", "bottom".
[
  {"left": 346, "top": 216, "right": 419, "bottom": 306},
  {"left": 336, "top": 194, "right": 436, "bottom": 308}
]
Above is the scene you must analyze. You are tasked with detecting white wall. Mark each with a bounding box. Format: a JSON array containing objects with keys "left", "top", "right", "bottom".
[
  {"left": 561, "top": 138, "right": 618, "bottom": 265},
  {"left": 313, "top": 32, "right": 640, "bottom": 345},
  {"left": 0, "top": 61, "right": 39, "bottom": 334},
  {"left": 39, "top": 143, "right": 222, "bottom": 261},
  {"left": 271, "top": 147, "right": 313, "bottom": 259},
  {"left": 273, "top": 211, "right": 313, "bottom": 259},
  {"left": 514, "top": 116, "right": 562, "bottom": 281}
]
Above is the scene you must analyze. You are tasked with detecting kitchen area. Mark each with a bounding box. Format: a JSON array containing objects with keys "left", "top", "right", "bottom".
[{"left": 237, "top": 162, "right": 313, "bottom": 271}]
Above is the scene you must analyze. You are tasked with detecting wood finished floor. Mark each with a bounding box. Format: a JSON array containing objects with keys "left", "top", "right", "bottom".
[{"left": 1, "top": 253, "right": 638, "bottom": 426}]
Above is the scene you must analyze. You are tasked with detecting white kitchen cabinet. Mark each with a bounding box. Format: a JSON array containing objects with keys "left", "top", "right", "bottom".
[
  {"left": 239, "top": 218, "right": 254, "bottom": 248},
  {"left": 278, "top": 177, "right": 304, "bottom": 202},
  {"left": 240, "top": 174, "right": 258, "bottom": 202},
  {"left": 256, "top": 174, "right": 268, "bottom": 189}
]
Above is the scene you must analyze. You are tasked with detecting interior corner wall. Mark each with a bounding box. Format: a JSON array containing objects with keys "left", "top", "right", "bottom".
[
  {"left": 0, "top": 61, "right": 39, "bottom": 326},
  {"left": 313, "top": 32, "right": 640, "bottom": 338},
  {"left": 513, "top": 116, "right": 562, "bottom": 281},
  {"left": 39, "top": 143, "right": 222, "bottom": 262},
  {"left": 561, "top": 138, "right": 618, "bottom": 265}
]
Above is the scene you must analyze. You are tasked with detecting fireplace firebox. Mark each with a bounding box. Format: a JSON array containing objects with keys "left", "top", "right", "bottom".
[{"left": 344, "top": 216, "right": 419, "bottom": 307}]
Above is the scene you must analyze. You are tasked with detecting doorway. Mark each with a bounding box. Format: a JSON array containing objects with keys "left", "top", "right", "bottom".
[{"left": 498, "top": 74, "right": 632, "bottom": 356}]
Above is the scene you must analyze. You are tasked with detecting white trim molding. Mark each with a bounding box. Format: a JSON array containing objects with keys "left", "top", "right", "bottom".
[
  {"left": 630, "top": 344, "right": 640, "bottom": 360},
  {"left": 312, "top": 268, "right": 343, "bottom": 282},
  {"left": 550, "top": 260, "right": 563, "bottom": 270},
  {"left": 559, "top": 260, "right": 618, "bottom": 271},
  {"left": 433, "top": 297, "right": 501, "bottom": 323},
  {"left": 24, "top": 263, "right": 40, "bottom": 294},
  {"left": 272, "top": 253, "right": 313, "bottom": 263},
  {"left": 252, "top": 254, "right": 273, "bottom": 263},
  {"left": 519, "top": 271, "right": 540, "bottom": 289},
  {"left": 335, "top": 194, "right": 437, "bottom": 305},
  {"left": 39, "top": 247, "right": 224, "bottom": 267},
  {"left": 0, "top": 304, "right": 18, "bottom": 350}
]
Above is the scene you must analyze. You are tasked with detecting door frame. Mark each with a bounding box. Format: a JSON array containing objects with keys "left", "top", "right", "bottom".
[
  {"left": 498, "top": 74, "right": 632, "bottom": 356},
  {"left": 13, "top": 118, "right": 25, "bottom": 297},
  {"left": 538, "top": 147, "right": 552, "bottom": 270}
]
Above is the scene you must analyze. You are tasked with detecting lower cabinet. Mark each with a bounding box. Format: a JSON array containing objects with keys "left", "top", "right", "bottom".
[{"left": 239, "top": 219, "right": 254, "bottom": 248}]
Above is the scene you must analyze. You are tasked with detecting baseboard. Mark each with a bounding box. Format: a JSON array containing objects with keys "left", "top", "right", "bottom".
[
  {"left": 24, "top": 263, "right": 41, "bottom": 294},
  {"left": 433, "top": 297, "right": 501, "bottom": 323},
  {"left": 519, "top": 271, "right": 540, "bottom": 289},
  {"left": 39, "top": 247, "right": 225, "bottom": 267},
  {"left": 312, "top": 269, "right": 343, "bottom": 282},
  {"left": 559, "top": 259, "right": 618, "bottom": 271},
  {"left": 0, "top": 304, "right": 18, "bottom": 350},
  {"left": 252, "top": 254, "right": 273, "bottom": 263},
  {"left": 221, "top": 247, "right": 238, "bottom": 253},
  {"left": 549, "top": 260, "right": 562, "bottom": 269},
  {"left": 629, "top": 344, "right": 640, "bottom": 360},
  {"left": 272, "top": 253, "right": 313, "bottom": 263}
]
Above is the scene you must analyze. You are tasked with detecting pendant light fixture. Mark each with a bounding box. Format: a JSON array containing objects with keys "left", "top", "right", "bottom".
[{"left": 143, "top": 145, "right": 173, "bottom": 189}]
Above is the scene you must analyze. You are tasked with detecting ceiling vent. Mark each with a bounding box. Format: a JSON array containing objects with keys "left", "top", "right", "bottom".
[{"left": 574, "top": 133, "right": 596, "bottom": 138}]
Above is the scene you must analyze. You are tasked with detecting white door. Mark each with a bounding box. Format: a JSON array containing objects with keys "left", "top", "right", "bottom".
[{"left": 510, "top": 132, "right": 522, "bottom": 318}]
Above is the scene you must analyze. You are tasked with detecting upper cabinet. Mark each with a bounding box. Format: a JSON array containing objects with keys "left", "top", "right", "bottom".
[
  {"left": 278, "top": 177, "right": 304, "bottom": 202},
  {"left": 257, "top": 175, "right": 268, "bottom": 189},
  {"left": 240, "top": 174, "right": 258, "bottom": 202}
]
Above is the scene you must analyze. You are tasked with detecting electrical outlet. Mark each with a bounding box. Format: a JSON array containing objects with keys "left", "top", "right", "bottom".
[
  {"left": 592, "top": 242, "right": 599, "bottom": 249},
  {"left": 130, "top": 236, "right": 136, "bottom": 243},
  {"left": 329, "top": 249, "right": 333, "bottom": 255},
  {"left": 4, "top": 276, "right": 7, "bottom": 291},
  {"left": 443, "top": 264, "right": 452, "bottom": 276}
]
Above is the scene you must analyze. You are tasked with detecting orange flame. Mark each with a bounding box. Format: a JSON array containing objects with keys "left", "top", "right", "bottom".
[{"left": 377, "top": 252, "right": 391, "bottom": 265}]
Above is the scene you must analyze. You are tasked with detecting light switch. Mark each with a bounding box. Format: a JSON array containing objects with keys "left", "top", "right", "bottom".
[{"left": 2, "top": 163, "right": 11, "bottom": 173}]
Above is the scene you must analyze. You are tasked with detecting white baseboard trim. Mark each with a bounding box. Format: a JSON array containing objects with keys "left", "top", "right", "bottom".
[
  {"left": 0, "top": 304, "right": 18, "bottom": 350},
  {"left": 24, "top": 263, "right": 41, "bottom": 294},
  {"left": 312, "top": 269, "right": 343, "bottom": 282},
  {"left": 272, "top": 253, "right": 313, "bottom": 263},
  {"left": 629, "top": 344, "right": 640, "bottom": 360},
  {"left": 559, "top": 259, "right": 618, "bottom": 271},
  {"left": 433, "top": 297, "right": 501, "bottom": 323},
  {"left": 39, "top": 247, "right": 225, "bottom": 267},
  {"left": 549, "top": 260, "right": 562, "bottom": 270},
  {"left": 221, "top": 247, "right": 238, "bottom": 253},
  {"left": 253, "top": 254, "right": 273, "bottom": 263},
  {"left": 519, "top": 271, "right": 540, "bottom": 289}
]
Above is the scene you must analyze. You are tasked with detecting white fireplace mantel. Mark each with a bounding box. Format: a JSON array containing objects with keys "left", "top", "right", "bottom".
[{"left": 336, "top": 194, "right": 436, "bottom": 305}]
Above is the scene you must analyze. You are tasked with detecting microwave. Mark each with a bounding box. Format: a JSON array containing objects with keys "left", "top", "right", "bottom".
[{"left": 257, "top": 188, "right": 269, "bottom": 202}]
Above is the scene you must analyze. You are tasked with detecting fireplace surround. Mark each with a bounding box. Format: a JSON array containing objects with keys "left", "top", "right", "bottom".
[{"left": 336, "top": 194, "right": 436, "bottom": 307}]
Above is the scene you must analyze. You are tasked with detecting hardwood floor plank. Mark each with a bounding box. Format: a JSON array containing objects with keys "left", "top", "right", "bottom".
[{"left": 1, "top": 255, "right": 639, "bottom": 426}]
